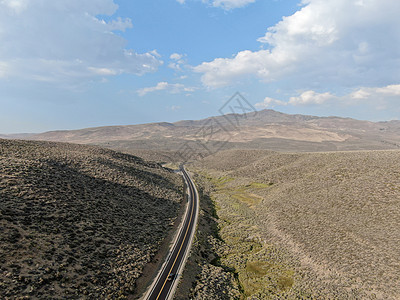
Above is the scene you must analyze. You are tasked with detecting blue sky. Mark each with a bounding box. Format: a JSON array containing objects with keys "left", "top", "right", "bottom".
[{"left": 1, "top": 0, "right": 400, "bottom": 133}]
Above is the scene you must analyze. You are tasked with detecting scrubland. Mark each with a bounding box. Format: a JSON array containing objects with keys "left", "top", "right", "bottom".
[
  {"left": 191, "top": 149, "right": 400, "bottom": 299},
  {"left": 0, "top": 139, "right": 183, "bottom": 299}
]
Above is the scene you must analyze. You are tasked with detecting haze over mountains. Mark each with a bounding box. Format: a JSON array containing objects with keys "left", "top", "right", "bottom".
[{"left": 4, "top": 109, "right": 400, "bottom": 155}]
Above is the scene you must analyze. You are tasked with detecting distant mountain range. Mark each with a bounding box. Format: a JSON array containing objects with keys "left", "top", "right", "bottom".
[{"left": 3, "top": 109, "right": 400, "bottom": 155}]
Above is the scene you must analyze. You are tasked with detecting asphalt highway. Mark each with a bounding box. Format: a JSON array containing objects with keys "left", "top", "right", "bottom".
[{"left": 145, "top": 166, "right": 199, "bottom": 300}]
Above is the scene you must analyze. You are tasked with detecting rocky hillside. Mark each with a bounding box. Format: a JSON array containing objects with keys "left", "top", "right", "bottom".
[
  {"left": 0, "top": 139, "right": 183, "bottom": 299},
  {"left": 191, "top": 149, "right": 400, "bottom": 299}
]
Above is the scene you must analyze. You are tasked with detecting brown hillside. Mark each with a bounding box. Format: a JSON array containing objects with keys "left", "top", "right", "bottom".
[
  {"left": 0, "top": 139, "right": 183, "bottom": 299},
  {"left": 21, "top": 110, "right": 400, "bottom": 155},
  {"left": 192, "top": 149, "right": 400, "bottom": 299}
]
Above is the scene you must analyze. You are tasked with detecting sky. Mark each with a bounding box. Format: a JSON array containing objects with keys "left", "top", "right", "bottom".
[{"left": 1, "top": 0, "right": 400, "bottom": 133}]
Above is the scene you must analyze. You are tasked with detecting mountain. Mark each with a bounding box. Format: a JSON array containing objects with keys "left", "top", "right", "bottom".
[
  {"left": 11, "top": 109, "right": 400, "bottom": 158},
  {"left": 0, "top": 133, "right": 36, "bottom": 139}
]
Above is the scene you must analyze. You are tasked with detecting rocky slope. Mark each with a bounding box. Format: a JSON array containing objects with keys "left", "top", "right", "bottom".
[{"left": 0, "top": 139, "right": 183, "bottom": 299}]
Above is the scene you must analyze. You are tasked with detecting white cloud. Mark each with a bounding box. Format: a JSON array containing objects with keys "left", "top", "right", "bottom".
[
  {"left": 207, "top": 0, "right": 256, "bottom": 10},
  {"left": 0, "top": 0, "right": 162, "bottom": 83},
  {"left": 376, "top": 84, "right": 400, "bottom": 96},
  {"left": 340, "top": 84, "right": 400, "bottom": 115},
  {"left": 137, "top": 81, "right": 196, "bottom": 96},
  {"left": 168, "top": 63, "right": 181, "bottom": 71},
  {"left": 195, "top": 0, "right": 400, "bottom": 88},
  {"left": 289, "top": 91, "right": 336, "bottom": 105},
  {"left": 168, "top": 53, "right": 187, "bottom": 71},
  {"left": 107, "top": 17, "right": 133, "bottom": 31},
  {"left": 348, "top": 84, "right": 400, "bottom": 103},
  {"left": 195, "top": 49, "right": 288, "bottom": 87},
  {"left": 350, "top": 89, "right": 370, "bottom": 100},
  {"left": 137, "top": 82, "right": 169, "bottom": 96},
  {"left": 87, "top": 67, "right": 118, "bottom": 76},
  {"left": 255, "top": 97, "right": 287, "bottom": 109},
  {"left": 177, "top": 0, "right": 254, "bottom": 9},
  {"left": 170, "top": 53, "right": 183, "bottom": 61},
  {"left": 346, "top": 84, "right": 400, "bottom": 110},
  {"left": 256, "top": 84, "right": 400, "bottom": 112},
  {"left": 149, "top": 50, "right": 161, "bottom": 58}
]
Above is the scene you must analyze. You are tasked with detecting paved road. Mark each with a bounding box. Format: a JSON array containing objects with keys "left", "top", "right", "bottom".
[{"left": 144, "top": 166, "right": 199, "bottom": 300}]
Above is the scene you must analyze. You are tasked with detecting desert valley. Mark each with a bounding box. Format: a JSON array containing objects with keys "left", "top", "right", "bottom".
[
  {"left": 1, "top": 110, "right": 400, "bottom": 299},
  {"left": 2, "top": 1, "right": 400, "bottom": 299}
]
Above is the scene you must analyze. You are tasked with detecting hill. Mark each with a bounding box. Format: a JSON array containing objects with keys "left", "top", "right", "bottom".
[
  {"left": 17, "top": 109, "right": 400, "bottom": 158},
  {"left": 0, "top": 139, "right": 183, "bottom": 298},
  {"left": 190, "top": 149, "right": 400, "bottom": 299}
]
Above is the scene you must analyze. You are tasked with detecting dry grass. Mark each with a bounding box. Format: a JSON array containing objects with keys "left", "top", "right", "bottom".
[
  {"left": 192, "top": 149, "right": 400, "bottom": 299},
  {"left": 0, "top": 139, "right": 183, "bottom": 299}
]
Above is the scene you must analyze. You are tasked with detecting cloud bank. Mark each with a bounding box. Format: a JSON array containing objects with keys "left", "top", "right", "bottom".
[
  {"left": 195, "top": 0, "right": 400, "bottom": 89},
  {"left": 255, "top": 84, "right": 400, "bottom": 115},
  {"left": 0, "top": 0, "right": 162, "bottom": 83}
]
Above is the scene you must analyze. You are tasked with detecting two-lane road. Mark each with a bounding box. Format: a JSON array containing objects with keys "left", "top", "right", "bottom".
[{"left": 144, "top": 166, "right": 199, "bottom": 300}]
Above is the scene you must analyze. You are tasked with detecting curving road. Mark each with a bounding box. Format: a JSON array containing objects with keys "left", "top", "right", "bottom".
[{"left": 143, "top": 165, "right": 199, "bottom": 300}]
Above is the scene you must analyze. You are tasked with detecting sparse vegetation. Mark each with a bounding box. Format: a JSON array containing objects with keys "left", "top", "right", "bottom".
[
  {"left": 173, "top": 173, "right": 242, "bottom": 300},
  {"left": 0, "top": 139, "right": 183, "bottom": 299},
  {"left": 192, "top": 172, "right": 306, "bottom": 299},
  {"left": 190, "top": 149, "right": 400, "bottom": 299}
]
